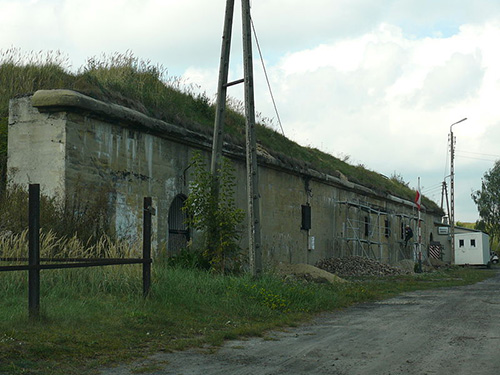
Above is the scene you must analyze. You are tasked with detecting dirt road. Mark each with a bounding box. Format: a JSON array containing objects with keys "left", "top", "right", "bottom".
[{"left": 101, "top": 271, "right": 500, "bottom": 375}]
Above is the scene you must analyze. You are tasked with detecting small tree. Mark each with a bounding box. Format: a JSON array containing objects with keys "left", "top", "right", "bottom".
[
  {"left": 183, "top": 151, "right": 245, "bottom": 272},
  {"left": 472, "top": 160, "right": 500, "bottom": 251}
]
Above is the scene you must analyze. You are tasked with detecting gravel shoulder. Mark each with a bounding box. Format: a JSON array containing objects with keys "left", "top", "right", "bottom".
[{"left": 101, "top": 269, "right": 500, "bottom": 375}]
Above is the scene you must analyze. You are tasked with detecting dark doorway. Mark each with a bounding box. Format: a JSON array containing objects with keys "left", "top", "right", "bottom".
[{"left": 168, "top": 194, "right": 190, "bottom": 254}]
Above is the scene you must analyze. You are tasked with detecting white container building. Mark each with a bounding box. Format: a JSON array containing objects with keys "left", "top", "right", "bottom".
[{"left": 454, "top": 231, "right": 490, "bottom": 266}]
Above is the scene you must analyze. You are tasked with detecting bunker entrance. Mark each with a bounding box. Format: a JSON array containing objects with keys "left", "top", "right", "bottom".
[{"left": 168, "top": 194, "right": 190, "bottom": 254}]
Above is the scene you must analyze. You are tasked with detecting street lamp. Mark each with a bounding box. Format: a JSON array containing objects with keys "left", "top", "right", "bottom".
[{"left": 449, "top": 117, "right": 467, "bottom": 265}]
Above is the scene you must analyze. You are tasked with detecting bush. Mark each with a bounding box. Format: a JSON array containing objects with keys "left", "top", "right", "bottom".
[{"left": 183, "top": 152, "right": 245, "bottom": 273}]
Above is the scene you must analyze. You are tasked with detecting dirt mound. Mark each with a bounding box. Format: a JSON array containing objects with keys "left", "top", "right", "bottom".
[
  {"left": 276, "top": 263, "right": 347, "bottom": 284},
  {"left": 393, "top": 259, "right": 416, "bottom": 273},
  {"left": 316, "top": 256, "right": 407, "bottom": 277}
]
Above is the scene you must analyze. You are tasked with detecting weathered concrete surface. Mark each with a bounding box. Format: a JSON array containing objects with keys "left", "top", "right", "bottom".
[
  {"left": 7, "top": 96, "right": 67, "bottom": 197},
  {"left": 100, "top": 270, "right": 500, "bottom": 375}
]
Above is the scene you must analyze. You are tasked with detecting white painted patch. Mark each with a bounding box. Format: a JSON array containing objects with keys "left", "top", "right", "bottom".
[{"left": 115, "top": 192, "right": 139, "bottom": 241}]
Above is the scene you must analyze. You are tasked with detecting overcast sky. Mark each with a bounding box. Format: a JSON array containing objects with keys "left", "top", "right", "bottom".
[{"left": 2, "top": 0, "right": 500, "bottom": 222}]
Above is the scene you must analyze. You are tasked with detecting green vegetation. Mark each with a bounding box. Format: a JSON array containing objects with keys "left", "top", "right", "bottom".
[
  {"left": 0, "top": 258, "right": 494, "bottom": 374},
  {"left": 0, "top": 183, "right": 113, "bottom": 246},
  {"left": 183, "top": 152, "right": 245, "bottom": 272},
  {"left": 0, "top": 48, "right": 440, "bottom": 212},
  {"left": 472, "top": 160, "right": 500, "bottom": 252}
]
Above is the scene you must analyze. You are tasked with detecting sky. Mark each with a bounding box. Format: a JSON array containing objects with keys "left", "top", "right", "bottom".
[{"left": 1, "top": 0, "right": 500, "bottom": 222}]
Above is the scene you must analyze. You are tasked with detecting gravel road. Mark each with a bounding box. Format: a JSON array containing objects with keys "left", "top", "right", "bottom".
[{"left": 101, "top": 270, "right": 500, "bottom": 375}]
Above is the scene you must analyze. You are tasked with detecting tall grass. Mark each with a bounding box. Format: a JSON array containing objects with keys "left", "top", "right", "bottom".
[
  {"left": 0, "top": 229, "right": 141, "bottom": 259},
  {"left": 0, "top": 48, "right": 440, "bottom": 211},
  {"left": 0, "top": 184, "right": 113, "bottom": 246}
]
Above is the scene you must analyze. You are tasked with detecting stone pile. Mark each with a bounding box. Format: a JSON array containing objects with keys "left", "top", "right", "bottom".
[{"left": 316, "top": 256, "right": 407, "bottom": 277}]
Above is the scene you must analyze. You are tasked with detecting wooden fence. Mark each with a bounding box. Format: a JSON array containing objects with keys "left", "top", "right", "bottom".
[{"left": 0, "top": 184, "right": 153, "bottom": 319}]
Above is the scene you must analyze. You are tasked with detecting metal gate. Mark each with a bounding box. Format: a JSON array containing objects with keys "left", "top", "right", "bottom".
[{"left": 168, "top": 195, "right": 190, "bottom": 254}]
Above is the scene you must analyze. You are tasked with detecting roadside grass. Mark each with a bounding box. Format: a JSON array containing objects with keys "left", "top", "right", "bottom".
[{"left": 0, "top": 263, "right": 495, "bottom": 375}]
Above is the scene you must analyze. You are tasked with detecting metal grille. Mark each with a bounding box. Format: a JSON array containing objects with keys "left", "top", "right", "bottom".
[{"left": 168, "top": 195, "right": 189, "bottom": 254}]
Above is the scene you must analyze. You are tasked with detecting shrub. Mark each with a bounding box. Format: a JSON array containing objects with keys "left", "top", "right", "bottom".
[{"left": 183, "top": 152, "right": 245, "bottom": 273}]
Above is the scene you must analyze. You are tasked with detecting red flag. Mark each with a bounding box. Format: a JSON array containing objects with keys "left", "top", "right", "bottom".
[{"left": 415, "top": 189, "right": 421, "bottom": 211}]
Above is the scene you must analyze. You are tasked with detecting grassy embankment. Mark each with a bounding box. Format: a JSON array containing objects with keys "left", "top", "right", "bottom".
[
  {"left": 0, "top": 242, "right": 494, "bottom": 375},
  {"left": 0, "top": 49, "right": 440, "bottom": 210}
]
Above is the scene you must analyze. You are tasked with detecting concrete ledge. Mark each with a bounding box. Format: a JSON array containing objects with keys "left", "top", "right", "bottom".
[{"left": 32, "top": 89, "right": 210, "bottom": 149}]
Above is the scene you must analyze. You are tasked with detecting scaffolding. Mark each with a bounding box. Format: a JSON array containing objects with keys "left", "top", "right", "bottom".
[{"left": 336, "top": 199, "right": 420, "bottom": 264}]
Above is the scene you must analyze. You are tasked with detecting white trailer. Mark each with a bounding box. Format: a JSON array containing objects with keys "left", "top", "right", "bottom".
[{"left": 454, "top": 231, "right": 490, "bottom": 266}]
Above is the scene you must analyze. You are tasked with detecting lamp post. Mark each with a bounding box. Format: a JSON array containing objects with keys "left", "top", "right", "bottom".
[{"left": 449, "top": 117, "right": 467, "bottom": 265}]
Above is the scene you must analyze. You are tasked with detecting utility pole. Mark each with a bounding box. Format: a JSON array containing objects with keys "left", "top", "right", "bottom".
[
  {"left": 211, "top": 0, "right": 262, "bottom": 276},
  {"left": 441, "top": 180, "right": 451, "bottom": 222},
  {"left": 417, "top": 177, "right": 422, "bottom": 273},
  {"left": 211, "top": 0, "right": 235, "bottom": 178},
  {"left": 241, "top": 0, "right": 262, "bottom": 276},
  {"left": 449, "top": 117, "right": 467, "bottom": 265}
]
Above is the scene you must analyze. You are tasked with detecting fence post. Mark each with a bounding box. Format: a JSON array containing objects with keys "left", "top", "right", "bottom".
[
  {"left": 28, "top": 184, "right": 40, "bottom": 319},
  {"left": 143, "top": 197, "right": 152, "bottom": 297}
]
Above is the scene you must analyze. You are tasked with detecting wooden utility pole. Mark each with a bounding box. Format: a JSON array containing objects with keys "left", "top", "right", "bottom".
[
  {"left": 211, "top": 0, "right": 262, "bottom": 276},
  {"left": 28, "top": 184, "right": 40, "bottom": 320},
  {"left": 417, "top": 177, "right": 422, "bottom": 273},
  {"left": 242, "top": 0, "right": 262, "bottom": 276},
  {"left": 211, "top": 0, "right": 235, "bottom": 178}
]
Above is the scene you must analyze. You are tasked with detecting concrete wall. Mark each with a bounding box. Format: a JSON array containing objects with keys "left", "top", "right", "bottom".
[
  {"left": 7, "top": 96, "right": 67, "bottom": 197},
  {"left": 7, "top": 90, "right": 447, "bottom": 267}
]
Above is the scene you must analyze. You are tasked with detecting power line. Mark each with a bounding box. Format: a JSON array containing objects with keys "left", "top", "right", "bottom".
[
  {"left": 456, "top": 154, "right": 498, "bottom": 162},
  {"left": 456, "top": 149, "right": 500, "bottom": 158},
  {"left": 422, "top": 183, "right": 443, "bottom": 193},
  {"left": 422, "top": 186, "right": 442, "bottom": 194},
  {"left": 250, "top": 17, "right": 285, "bottom": 137},
  {"left": 423, "top": 182, "right": 443, "bottom": 190}
]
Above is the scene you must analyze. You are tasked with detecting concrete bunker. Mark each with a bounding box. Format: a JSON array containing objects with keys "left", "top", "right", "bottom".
[{"left": 7, "top": 89, "right": 448, "bottom": 267}]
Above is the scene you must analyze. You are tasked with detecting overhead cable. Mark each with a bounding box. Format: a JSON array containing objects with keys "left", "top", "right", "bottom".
[{"left": 250, "top": 17, "right": 285, "bottom": 137}]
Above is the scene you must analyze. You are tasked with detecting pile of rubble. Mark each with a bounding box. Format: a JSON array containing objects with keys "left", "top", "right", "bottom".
[{"left": 316, "top": 256, "right": 409, "bottom": 277}]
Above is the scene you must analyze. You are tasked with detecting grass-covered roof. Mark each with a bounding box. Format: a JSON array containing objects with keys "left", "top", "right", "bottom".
[{"left": 0, "top": 49, "right": 442, "bottom": 213}]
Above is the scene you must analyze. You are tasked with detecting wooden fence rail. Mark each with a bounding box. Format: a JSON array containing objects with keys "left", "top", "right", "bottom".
[{"left": 0, "top": 184, "right": 153, "bottom": 319}]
